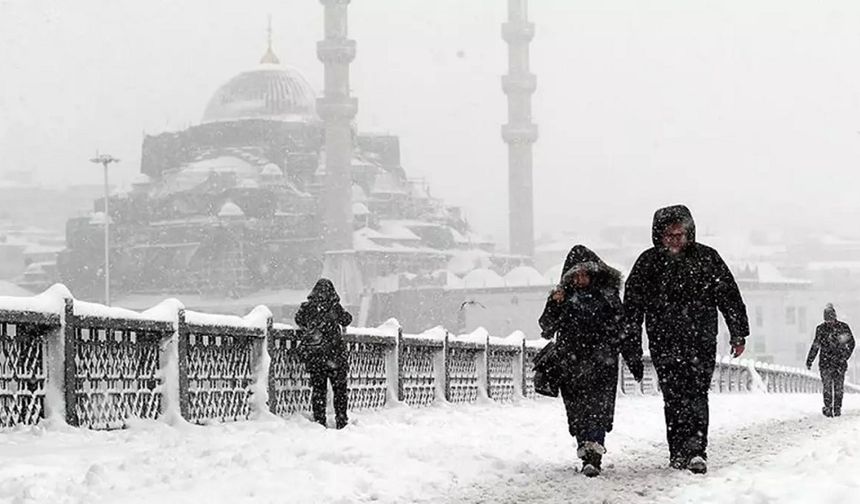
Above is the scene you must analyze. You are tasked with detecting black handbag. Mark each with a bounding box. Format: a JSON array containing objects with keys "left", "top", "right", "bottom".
[{"left": 532, "top": 341, "right": 560, "bottom": 398}]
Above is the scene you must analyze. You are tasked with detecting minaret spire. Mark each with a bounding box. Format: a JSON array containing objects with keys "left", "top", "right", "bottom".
[
  {"left": 318, "top": 0, "right": 357, "bottom": 250},
  {"left": 260, "top": 14, "right": 280, "bottom": 64},
  {"left": 502, "top": 0, "right": 538, "bottom": 257}
]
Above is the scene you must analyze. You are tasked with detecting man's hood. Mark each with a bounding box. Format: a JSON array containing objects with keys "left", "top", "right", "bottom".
[{"left": 652, "top": 204, "right": 696, "bottom": 247}]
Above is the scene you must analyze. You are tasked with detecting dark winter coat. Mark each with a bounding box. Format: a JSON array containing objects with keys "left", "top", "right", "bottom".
[
  {"left": 623, "top": 205, "right": 749, "bottom": 365},
  {"left": 538, "top": 245, "right": 642, "bottom": 433},
  {"left": 294, "top": 279, "right": 353, "bottom": 372},
  {"left": 807, "top": 321, "right": 855, "bottom": 372}
]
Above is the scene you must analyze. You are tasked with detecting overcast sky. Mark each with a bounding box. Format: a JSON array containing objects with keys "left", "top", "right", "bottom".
[{"left": 3, "top": 0, "right": 860, "bottom": 246}]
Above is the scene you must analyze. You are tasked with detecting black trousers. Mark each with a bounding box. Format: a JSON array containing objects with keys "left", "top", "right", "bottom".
[
  {"left": 654, "top": 356, "right": 715, "bottom": 463},
  {"left": 310, "top": 364, "right": 349, "bottom": 424},
  {"left": 821, "top": 367, "right": 846, "bottom": 415}
]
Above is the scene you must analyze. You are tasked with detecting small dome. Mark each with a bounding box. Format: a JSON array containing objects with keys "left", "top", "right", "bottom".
[
  {"left": 261, "top": 163, "right": 283, "bottom": 176},
  {"left": 447, "top": 250, "right": 492, "bottom": 276},
  {"left": 504, "top": 266, "right": 549, "bottom": 287},
  {"left": 218, "top": 201, "right": 244, "bottom": 218},
  {"left": 202, "top": 66, "right": 317, "bottom": 123},
  {"left": 463, "top": 268, "right": 504, "bottom": 289}
]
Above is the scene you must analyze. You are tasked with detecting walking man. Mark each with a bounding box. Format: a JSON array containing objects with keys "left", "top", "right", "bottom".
[
  {"left": 807, "top": 303, "right": 855, "bottom": 417},
  {"left": 624, "top": 205, "right": 749, "bottom": 474}
]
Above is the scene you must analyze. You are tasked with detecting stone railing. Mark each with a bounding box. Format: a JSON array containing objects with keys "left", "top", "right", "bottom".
[
  {"left": 0, "top": 285, "right": 855, "bottom": 430},
  {"left": 619, "top": 354, "right": 831, "bottom": 395}
]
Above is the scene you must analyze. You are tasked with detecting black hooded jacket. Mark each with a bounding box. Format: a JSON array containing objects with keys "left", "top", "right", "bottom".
[
  {"left": 294, "top": 279, "right": 353, "bottom": 369},
  {"left": 807, "top": 319, "right": 855, "bottom": 372},
  {"left": 624, "top": 205, "right": 750, "bottom": 361},
  {"left": 538, "top": 245, "right": 642, "bottom": 433}
]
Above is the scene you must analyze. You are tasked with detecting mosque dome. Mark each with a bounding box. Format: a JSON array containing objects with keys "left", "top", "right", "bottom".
[{"left": 201, "top": 45, "right": 317, "bottom": 124}]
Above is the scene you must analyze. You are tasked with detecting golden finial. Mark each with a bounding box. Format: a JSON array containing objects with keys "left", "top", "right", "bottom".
[{"left": 260, "top": 14, "right": 280, "bottom": 64}]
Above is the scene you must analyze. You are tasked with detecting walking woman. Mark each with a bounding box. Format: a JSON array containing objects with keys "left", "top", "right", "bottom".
[
  {"left": 295, "top": 278, "right": 353, "bottom": 429},
  {"left": 539, "top": 245, "right": 643, "bottom": 476}
]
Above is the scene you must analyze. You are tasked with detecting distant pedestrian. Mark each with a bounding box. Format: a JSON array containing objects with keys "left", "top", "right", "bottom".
[
  {"left": 624, "top": 205, "right": 749, "bottom": 474},
  {"left": 806, "top": 303, "right": 855, "bottom": 417},
  {"left": 295, "top": 278, "right": 352, "bottom": 429},
  {"left": 539, "top": 245, "right": 643, "bottom": 477}
]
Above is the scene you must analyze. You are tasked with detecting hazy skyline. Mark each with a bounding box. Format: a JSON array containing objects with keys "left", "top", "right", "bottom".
[{"left": 3, "top": 0, "right": 860, "bottom": 247}]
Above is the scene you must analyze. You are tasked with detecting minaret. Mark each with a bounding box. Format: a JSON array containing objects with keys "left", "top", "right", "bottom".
[
  {"left": 318, "top": 0, "right": 357, "bottom": 251},
  {"left": 502, "top": 0, "right": 538, "bottom": 257}
]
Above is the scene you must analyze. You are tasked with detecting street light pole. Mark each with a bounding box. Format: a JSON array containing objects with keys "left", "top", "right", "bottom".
[{"left": 89, "top": 154, "right": 120, "bottom": 305}]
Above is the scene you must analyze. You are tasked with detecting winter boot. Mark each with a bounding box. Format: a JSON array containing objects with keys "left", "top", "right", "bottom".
[
  {"left": 577, "top": 441, "right": 605, "bottom": 478},
  {"left": 687, "top": 456, "right": 707, "bottom": 474},
  {"left": 669, "top": 457, "right": 687, "bottom": 470},
  {"left": 822, "top": 407, "right": 833, "bottom": 418},
  {"left": 335, "top": 417, "right": 349, "bottom": 430}
]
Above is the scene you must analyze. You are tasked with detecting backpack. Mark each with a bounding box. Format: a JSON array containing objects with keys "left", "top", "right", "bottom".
[{"left": 298, "top": 322, "right": 343, "bottom": 371}]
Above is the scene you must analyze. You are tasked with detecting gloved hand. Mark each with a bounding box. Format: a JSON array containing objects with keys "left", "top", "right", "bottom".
[
  {"left": 806, "top": 363, "right": 812, "bottom": 370},
  {"left": 628, "top": 360, "right": 644, "bottom": 382},
  {"left": 730, "top": 344, "right": 745, "bottom": 358}
]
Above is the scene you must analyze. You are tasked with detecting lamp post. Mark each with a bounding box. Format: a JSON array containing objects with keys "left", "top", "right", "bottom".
[{"left": 89, "top": 154, "right": 120, "bottom": 305}]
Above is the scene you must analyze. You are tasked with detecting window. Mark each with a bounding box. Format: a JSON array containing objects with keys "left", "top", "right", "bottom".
[
  {"left": 755, "top": 306, "right": 764, "bottom": 328},
  {"left": 785, "top": 306, "right": 796, "bottom": 325}
]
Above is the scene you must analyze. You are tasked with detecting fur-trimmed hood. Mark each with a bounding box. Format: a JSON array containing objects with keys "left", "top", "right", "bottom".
[{"left": 559, "top": 245, "right": 622, "bottom": 291}]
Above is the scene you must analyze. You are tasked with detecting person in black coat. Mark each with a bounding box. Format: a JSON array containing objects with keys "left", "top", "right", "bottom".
[
  {"left": 294, "top": 278, "right": 353, "bottom": 429},
  {"left": 624, "top": 205, "right": 749, "bottom": 474},
  {"left": 807, "top": 303, "right": 855, "bottom": 417},
  {"left": 539, "top": 245, "right": 644, "bottom": 477}
]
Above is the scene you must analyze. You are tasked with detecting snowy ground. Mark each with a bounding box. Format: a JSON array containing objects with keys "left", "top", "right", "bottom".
[{"left": 1, "top": 393, "right": 858, "bottom": 504}]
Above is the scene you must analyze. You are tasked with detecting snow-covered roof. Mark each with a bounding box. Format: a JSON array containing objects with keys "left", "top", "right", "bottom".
[
  {"left": 218, "top": 201, "right": 244, "bottom": 218},
  {"left": 377, "top": 221, "right": 422, "bottom": 241},
  {"left": 447, "top": 249, "right": 493, "bottom": 275},
  {"left": 504, "top": 266, "right": 550, "bottom": 287},
  {"left": 733, "top": 262, "right": 811, "bottom": 285},
  {"left": 462, "top": 268, "right": 505, "bottom": 289},
  {"left": 352, "top": 202, "right": 370, "bottom": 216},
  {"left": 371, "top": 172, "right": 407, "bottom": 195},
  {"left": 183, "top": 156, "right": 257, "bottom": 175},
  {"left": 261, "top": 163, "right": 283, "bottom": 177},
  {"left": 807, "top": 261, "right": 860, "bottom": 271}
]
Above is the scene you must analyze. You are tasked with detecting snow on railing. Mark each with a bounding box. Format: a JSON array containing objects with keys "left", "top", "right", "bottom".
[{"left": 0, "top": 284, "right": 855, "bottom": 430}]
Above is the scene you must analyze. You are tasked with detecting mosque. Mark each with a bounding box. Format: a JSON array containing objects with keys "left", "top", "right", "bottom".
[{"left": 57, "top": 1, "right": 548, "bottom": 334}]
